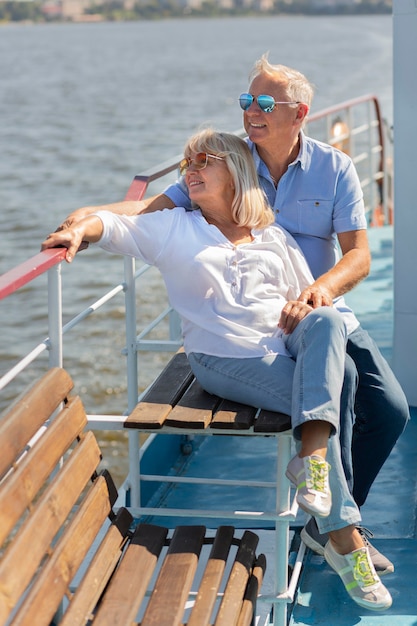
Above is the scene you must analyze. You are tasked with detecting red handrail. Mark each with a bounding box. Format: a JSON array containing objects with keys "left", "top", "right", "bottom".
[{"left": 0, "top": 248, "right": 66, "bottom": 300}]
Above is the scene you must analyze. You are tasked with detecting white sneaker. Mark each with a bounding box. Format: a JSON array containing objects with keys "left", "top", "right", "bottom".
[
  {"left": 301, "top": 518, "right": 395, "bottom": 576},
  {"left": 324, "top": 539, "right": 393, "bottom": 611},
  {"left": 285, "top": 454, "right": 331, "bottom": 517}
]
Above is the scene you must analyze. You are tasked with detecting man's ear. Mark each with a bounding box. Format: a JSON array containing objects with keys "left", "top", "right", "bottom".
[{"left": 296, "top": 103, "right": 309, "bottom": 123}]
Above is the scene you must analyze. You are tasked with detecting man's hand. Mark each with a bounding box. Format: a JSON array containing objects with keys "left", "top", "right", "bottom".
[
  {"left": 297, "top": 284, "right": 333, "bottom": 308},
  {"left": 278, "top": 300, "right": 314, "bottom": 334},
  {"left": 56, "top": 207, "right": 93, "bottom": 232}
]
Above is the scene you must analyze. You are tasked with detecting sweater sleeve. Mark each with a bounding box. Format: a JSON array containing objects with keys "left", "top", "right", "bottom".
[{"left": 96, "top": 209, "right": 179, "bottom": 265}]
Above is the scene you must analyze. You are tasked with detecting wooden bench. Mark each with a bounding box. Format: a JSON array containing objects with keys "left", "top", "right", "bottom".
[
  {"left": 125, "top": 349, "right": 292, "bottom": 433},
  {"left": 123, "top": 350, "right": 295, "bottom": 626},
  {"left": 0, "top": 367, "right": 266, "bottom": 626}
]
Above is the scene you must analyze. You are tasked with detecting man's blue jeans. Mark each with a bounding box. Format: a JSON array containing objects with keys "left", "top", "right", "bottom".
[
  {"left": 188, "top": 307, "right": 361, "bottom": 534},
  {"left": 340, "top": 325, "right": 410, "bottom": 508}
]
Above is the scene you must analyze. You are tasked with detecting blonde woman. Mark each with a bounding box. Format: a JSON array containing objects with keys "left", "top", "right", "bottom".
[{"left": 42, "top": 129, "right": 391, "bottom": 611}]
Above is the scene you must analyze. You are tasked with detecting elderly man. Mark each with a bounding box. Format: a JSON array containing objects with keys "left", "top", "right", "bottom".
[{"left": 58, "top": 54, "right": 409, "bottom": 576}]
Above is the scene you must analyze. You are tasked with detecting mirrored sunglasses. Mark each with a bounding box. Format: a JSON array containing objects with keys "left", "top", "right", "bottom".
[
  {"left": 239, "top": 93, "right": 300, "bottom": 113},
  {"left": 179, "top": 152, "right": 224, "bottom": 177}
]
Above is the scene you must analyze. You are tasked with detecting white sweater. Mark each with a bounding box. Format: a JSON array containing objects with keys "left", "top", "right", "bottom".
[{"left": 97, "top": 208, "right": 358, "bottom": 358}]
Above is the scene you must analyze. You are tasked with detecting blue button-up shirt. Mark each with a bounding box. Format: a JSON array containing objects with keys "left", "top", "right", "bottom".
[{"left": 163, "top": 131, "right": 367, "bottom": 280}]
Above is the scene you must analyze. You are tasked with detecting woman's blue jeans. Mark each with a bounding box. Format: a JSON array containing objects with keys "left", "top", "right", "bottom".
[{"left": 188, "top": 307, "right": 361, "bottom": 533}]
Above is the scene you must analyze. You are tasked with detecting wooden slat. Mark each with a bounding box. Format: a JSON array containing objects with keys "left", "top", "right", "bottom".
[
  {"left": 0, "top": 367, "right": 74, "bottom": 479},
  {"left": 60, "top": 508, "right": 132, "bottom": 626},
  {"left": 211, "top": 400, "right": 256, "bottom": 430},
  {"left": 11, "top": 472, "right": 119, "bottom": 626},
  {"left": 254, "top": 409, "right": 292, "bottom": 433},
  {"left": 187, "top": 526, "right": 235, "bottom": 626},
  {"left": 236, "top": 554, "right": 266, "bottom": 626},
  {"left": 214, "top": 531, "right": 259, "bottom": 626},
  {"left": 125, "top": 351, "right": 194, "bottom": 429},
  {"left": 124, "top": 351, "right": 292, "bottom": 434},
  {"left": 0, "top": 432, "right": 102, "bottom": 625},
  {"left": 92, "top": 523, "right": 169, "bottom": 626},
  {"left": 141, "top": 526, "right": 206, "bottom": 626},
  {"left": 166, "top": 380, "right": 220, "bottom": 429},
  {"left": 124, "top": 401, "right": 173, "bottom": 429},
  {"left": 0, "top": 396, "right": 87, "bottom": 547}
]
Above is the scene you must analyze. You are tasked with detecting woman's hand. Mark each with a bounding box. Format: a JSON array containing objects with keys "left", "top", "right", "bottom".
[
  {"left": 41, "top": 216, "right": 103, "bottom": 263},
  {"left": 41, "top": 227, "right": 85, "bottom": 263},
  {"left": 278, "top": 300, "right": 314, "bottom": 334}
]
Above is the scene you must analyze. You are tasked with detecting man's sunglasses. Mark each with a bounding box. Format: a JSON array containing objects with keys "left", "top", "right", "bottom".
[
  {"left": 239, "top": 93, "right": 300, "bottom": 113},
  {"left": 179, "top": 152, "right": 224, "bottom": 176}
]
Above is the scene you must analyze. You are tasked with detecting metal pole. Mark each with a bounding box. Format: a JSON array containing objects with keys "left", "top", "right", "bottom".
[
  {"left": 124, "top": 256, "right": 140, "bottom": 507},
  {"left": 273, "top": 434, "right": 292, "bottom": 626},
  {"left": 47, "top": 263, "right": 63, "bottom": 369}
]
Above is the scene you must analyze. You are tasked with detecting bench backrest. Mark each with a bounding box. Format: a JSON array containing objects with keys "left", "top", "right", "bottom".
[
  {"left": 0, "top": 367, "right": 265, "bottom": 626},
  {"left": 0, "top": 368, "right": 129, "bottom": 626}
]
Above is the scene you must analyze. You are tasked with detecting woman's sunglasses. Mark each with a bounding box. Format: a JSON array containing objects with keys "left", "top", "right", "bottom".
[
  {"left": 179, "top": 152, "right": 224, "bottom": 177},
  {"left": 239, "top": 93, "right": 300, "bottom": 113}
]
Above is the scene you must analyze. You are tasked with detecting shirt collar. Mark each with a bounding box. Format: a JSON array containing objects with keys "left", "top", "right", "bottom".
[{"left": 248, "top": 131, "right": 307, "bottom": 178}]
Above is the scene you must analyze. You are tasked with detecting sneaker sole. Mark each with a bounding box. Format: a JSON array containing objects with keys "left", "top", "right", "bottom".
[
  {"left": 376, "top": 566, "right": 394, "bottom": 577},
  {"left": 300, "top": 526, "right": 326, "bottom": 556}
]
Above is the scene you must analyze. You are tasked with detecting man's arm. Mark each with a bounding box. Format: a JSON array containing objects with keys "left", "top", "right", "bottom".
[
  {"left": 297, "top": 229, "right": 371, "bottom": 307},
  {"left": 57, "top": 193, "right": 175, "bottom": 231}
]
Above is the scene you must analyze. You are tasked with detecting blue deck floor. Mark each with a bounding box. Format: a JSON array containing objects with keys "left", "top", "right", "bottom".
[
  {"left": 142, "top": 225, "right": 417, "bottom": 624},
  {"left": 290, "top": 225, "right": 417, "bottom": 625}
]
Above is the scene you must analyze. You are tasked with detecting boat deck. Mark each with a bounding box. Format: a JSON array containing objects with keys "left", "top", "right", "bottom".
[
  {"left": 290, "top": 225, "right": 417, "bottom": 625},
  {"left": 138, "top": 225, "right": 417, "bottom": 624}
]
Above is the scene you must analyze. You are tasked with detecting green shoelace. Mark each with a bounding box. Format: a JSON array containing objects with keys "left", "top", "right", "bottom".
[
  {"left": 351, "top": 549, "right": 379, "bottom": 588},
  {"left": 305, "top": 457, "right": 329, "bottom": 493}
]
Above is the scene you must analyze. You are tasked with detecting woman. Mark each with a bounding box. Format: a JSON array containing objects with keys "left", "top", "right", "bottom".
[{"left": 42, "top": 128, "right": 391, "bottom": 611}]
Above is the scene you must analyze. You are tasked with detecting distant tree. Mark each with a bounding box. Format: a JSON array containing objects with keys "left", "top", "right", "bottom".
[{"left": 0, "top": 0, "right": 44, "bottom": 21}]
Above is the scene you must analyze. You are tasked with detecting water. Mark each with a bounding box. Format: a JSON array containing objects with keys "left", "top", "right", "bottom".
[{"left": 0, "top": 15, "right": 392, "bottom": 483}]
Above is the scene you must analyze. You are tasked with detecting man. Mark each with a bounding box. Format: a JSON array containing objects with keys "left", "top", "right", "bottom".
[{"left": 58, "top": 54, "right": 409, "bottom": 575}]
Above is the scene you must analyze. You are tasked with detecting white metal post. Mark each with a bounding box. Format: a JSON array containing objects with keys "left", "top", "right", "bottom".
[
  {"left": 392, "top": 0, "right": 417, "bottom": 405},
  {"left": 47, "top": 263, "right": 63, "bottom": 369},
  {"left": 124, "top": 256, "right": 141, "bottom": 507},
  {"left": 273, "top": 434, "right": 292, "bottom": 626}
]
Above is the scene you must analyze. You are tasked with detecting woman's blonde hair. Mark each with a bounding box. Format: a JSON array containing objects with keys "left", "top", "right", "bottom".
[{"left": 184, "top": 128, "right": 275, "bottom": 229}]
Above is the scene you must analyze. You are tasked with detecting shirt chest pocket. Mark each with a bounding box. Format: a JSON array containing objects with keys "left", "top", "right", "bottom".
[{"left": 296, "top": 199, "right": 334, "bottom": 238}]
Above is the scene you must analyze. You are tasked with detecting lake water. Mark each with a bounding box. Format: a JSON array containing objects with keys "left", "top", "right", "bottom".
[{"left": 0, "top": 15, "right": 393, "bottom": 482}]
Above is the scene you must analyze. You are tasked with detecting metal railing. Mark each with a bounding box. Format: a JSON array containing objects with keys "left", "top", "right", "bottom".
[{"left": 306, "top": 94, "right": 392, "bottom": 226}]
